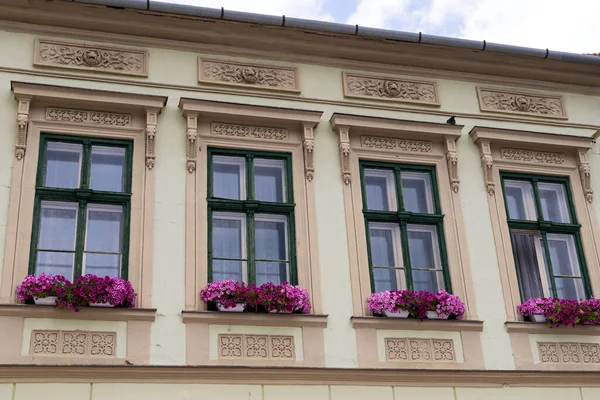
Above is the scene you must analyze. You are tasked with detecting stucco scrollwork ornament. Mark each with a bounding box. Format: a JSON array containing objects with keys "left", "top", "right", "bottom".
[
  {"left": 477, "top": 140, "right": 495, "bottom": 195},
  {"left": 335, "top": 126, "right": 352, "bottom": 185},
  {"left": 34, "top": 38, "right": 148, "bottom": 77},
  {"left": 15, "top": 98, "right": 31, "bottom": 160},
  {"left": 185, "top": 113, "right": 199, "bottom": 173},
  {"left": 445, "top": 138, "right": 460, "bottom": 193},
  {"left": 145, "top": 111, "right": 158, "bottom": 170},
  {"left": 343, "top": 72, "right": 440, "bottom": 106},
  {"left": 303, "top": 124, "right": 315, "bottom": 181},
  {"left": 476, "top": 87, "right": 567, "bottom": 119},
  {"left": 578, "top": 150, "right": 594, "bottom": 203}
]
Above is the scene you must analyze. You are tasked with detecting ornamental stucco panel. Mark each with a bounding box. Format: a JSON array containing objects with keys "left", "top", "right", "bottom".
[
  {"left": 343, "top": 72, "right": 440, "bottom": 106},
  {"left": 476, "top": 87, "right": 567, "bottom": 119}
]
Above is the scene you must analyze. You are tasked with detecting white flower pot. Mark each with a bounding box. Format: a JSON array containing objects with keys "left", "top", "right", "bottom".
[
  {"left": 34, "top": 296, "right": 57, "bottom": 306},
  {"left": 426, "top": 311, "right": 448, "bottom": 320},
  {"left": 90, "top": 302, "right": 114, "bottom": 308},
  {"left": 217, "top": 303, "right": 245, "bottom": 312},
  {"left": 383, "top": 310, "right": 409, "bottom": 318},
  {"left": 529, "top": 314, "right": 546, "bottom": 323}
]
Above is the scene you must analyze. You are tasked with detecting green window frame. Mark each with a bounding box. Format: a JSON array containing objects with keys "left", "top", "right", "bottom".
[
  {"left": 207, "top": 148, "right": 297, "bottom": 285},
  {"left": 29, "top": 134, "right": 133, "bottom": 281},
  {"left": 359, "top": 161, "right": 451, "bottom": 294},
  {"left": 500, "top": 172, "right": 591, "bottom": 301}
]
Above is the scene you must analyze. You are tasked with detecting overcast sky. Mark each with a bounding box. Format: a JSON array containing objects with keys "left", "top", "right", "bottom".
[{"left": 156, "top": 0, "right": 599, "bottom": 54}]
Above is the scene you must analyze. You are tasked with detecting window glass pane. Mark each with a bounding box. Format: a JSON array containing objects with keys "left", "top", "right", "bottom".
[
  {"left": 555, "top": 277, "right": 585, "bottom": 301},
  {"left": 212, "top": 212, "right": 246, "bottom": 259},
  {"left": 504, "top": 180, "right": 537, "bottom": 220},
  {"left": 546, "top": 234, "right": 584, "bottom": 300},
  {"left": 255, "top": 214, "right": 288, "bottom": 284},
  {"left": 368, "top": 222, "right": 404, "bottom": 292},
  {"left": 213, "top": 156, "right": 246, "bottom": 200},
  {"left": 364, "top": 169, "right": 397, "bottom": 211},
  {"left": 44, "top": 142, "right": 82, "bottom": 189},
  {"left": 85, "top": 204, "right": 123, "bottom": 253},
  {"left": 36, "top": 252, "right": 75, "bottom": 280},
  {"left": 84, "top": 253, "right": 120, "bottom": 278},
  {"left": 213, "top": 260, "right": 245, "bottom": 282},
  {"left": 38, "top": 201, "right": 78, "bottom": 251},
  {"left": 538, "top": 182, "right": 570, "bottom": 223},
  {"left": 90, "top": 146, "right": 126, "bottom": 192},
  {"left": 407, "top": 224, "right": 444, "bottom": 292},
  {"left": 254, "top": 159, "right": 286, "bottom": 203},
  {"left": 511, "top": 231, "right": 547, "bottom": 300},
  {"left": 401, "top": 172, "right": 433, "bottom": 214}
]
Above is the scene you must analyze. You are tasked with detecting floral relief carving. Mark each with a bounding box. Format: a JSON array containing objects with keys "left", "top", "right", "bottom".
[
  {"left": 46, "top": 108, "right": 131, "bottom": 127},
  {"left": 477, "top": 87, "right": 567, "bottom": 119},
  {"left": 270, "top": 336, "right": 295, "bottom": 359},
  {"left": 500, "top": 148, "right": 566, "bottom": 164},
  {"left": 386, "top": 338, "right": 456, "bottom": 363},
  {"left": 31, "top": 331, "right": 58, "bottom": 355},
  {"left": 219, "top": 335, "right": 243, "bottom": 359},
  {"left": 61, "top": 332, "right": 88, "bottom": 355},
  {"left": 217, "top": 334, "right": 296, "bottom": 360},
  {"left": 34, "top": 39, "right": 148, "bottom": 77},
  {"left": 344, "top": 73, "right": 439, "bottom": 105},
  {"left": 30, "top": 330, "right": 117, "bottom": 357},
  {"left": 361, "top": 136, "right": 433, "bottom": 153},
  {"left": 90, "top": 333, "right": 116, "bottom": 356},
  {"left": 385, "top": 339, "right": 408, "bottom": 361},
  {"left": 200, "top": 59, "right": 299, "bottom": 92},
  {"left": 211, "top": 123, "right": 289, "bottom": 141},
  {"left": 538, "top": 342, "right": 600, "bottom": 364}
]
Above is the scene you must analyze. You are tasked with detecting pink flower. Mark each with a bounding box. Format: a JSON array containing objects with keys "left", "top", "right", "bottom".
[{"left": 367, "top": 289, "right": 466, "bottom": 320}]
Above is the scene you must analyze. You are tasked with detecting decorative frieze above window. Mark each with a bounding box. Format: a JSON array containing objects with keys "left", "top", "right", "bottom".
[
  {"left": 30, "top": 330, "right": 116, "bottom": 357},
  {"left": 199, "top": 58, "right": 300, "bottom": 93},
  {"left": 476, "top": 87, "right": 567, "bottom": 119},
  {"left": 211, "top": 123, "right": 289, "bottom": 141},
  {"left": 45, "top": 107, "right": 132, "bottom": 127},
  {"left": 34, "top": 38, "right": 148, "bottom": 77},
  {"left": 219, "top": 334, "right": 295, "bottom": 360},
  {"left": 500, "top": 148, "right": 566, "bottom": 164},
  {"left": 343, "top": 72, "right": 440, "bottom": 106},
  {"left": 385, "top": 338, "right": 455, "bottom": 362},
  {"left": 538, "top": 342, "right": 600, "bottom": 365},
  {"left": 360, "top": 136, "right": 433, "bottom": 153}
]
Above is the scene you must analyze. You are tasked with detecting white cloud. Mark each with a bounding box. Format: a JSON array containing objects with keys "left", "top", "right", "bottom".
[
  {"left": 345, "top": 0, "right": 412, "bottom": 30},
  {"left": 155, "top": 0, "right": 334, "bottom": 21}
]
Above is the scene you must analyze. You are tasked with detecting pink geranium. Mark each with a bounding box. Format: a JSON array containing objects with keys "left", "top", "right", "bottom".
[
  {"left": 16, "top": 273, "right": 70, "bottom": 302},
  {"left": 200, "top": 279, "right": 248, "bottom": 310},
  {"left": 366, "top": 289, "right": 466, "bottom": 320}
]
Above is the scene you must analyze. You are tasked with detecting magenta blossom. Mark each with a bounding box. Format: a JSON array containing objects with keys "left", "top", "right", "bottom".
[
  {"left": 367, "top": 289, "right": 466, "bottom": 320},
  {"left": 200, "top": 280, "right": 248, "bottom": 310},
  {"left": 254, "top": 282, "right": 311, "bottom": 314},
  {"left": 16, "top": 273, "right": 70, "bottom": 302}
]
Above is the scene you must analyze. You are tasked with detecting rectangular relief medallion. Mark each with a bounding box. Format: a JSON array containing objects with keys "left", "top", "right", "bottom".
[
  {"left": 343, "top": 72, "right": 440, "bottom": 106},
  {"left": 34, "top": 38, "right": 148, "bottom": 77},
  {"left": 385, "top": 338, "right": 455, "bottom": 363},
  {"left": 477, "top": 87, "right": 567, "bottom": 119},
  {"left": 199, "top": 58, "right": 300, "bottom": 93},
  {"left": 538, "top": 342, "right": 600, "bottom": 364},
  {"left": 218, "top": 334, "right": 295, "bottom": 360},
  {"left": 30, "top": 330, "right": 117, "bottom": 357}
]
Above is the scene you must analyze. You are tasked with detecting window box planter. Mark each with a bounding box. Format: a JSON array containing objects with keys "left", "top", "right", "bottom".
[
  {"left": 367, "top": 289, "right": 466, "bottom": 320},
  {"left": 34, "top": 296, "right": 57, "bottom": 306},
  {"left": 216, "top": 303, "right": 245, "bottom": 312},
  {"left": 426, "top": 310, "right": 449, "bottom": 320},
  {"left": 90, "top": 301, "right": 115, "bottom": 308},
  {"left": 528, "top": 314, "right": 546, "bottom": 323},
  {"left": 383, "top": 310, "right": 409, "bottom": 318}
]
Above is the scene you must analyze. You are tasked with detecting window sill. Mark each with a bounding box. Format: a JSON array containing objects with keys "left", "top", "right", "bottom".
[
  {"left": 351, "top": 316, "right": 484, "bottom": 332},
  {"left": 181, "top": 311, "right": 328, "bottom": 328},
  {"left": 0, "top": 304, "right": 157, "bottom": 322},
  {"left": 506, "top": 321, "right": 600, "bottom": 335}
]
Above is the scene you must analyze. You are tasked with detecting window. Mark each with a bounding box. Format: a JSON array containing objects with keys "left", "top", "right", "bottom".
[
  {"left": 501, "top": 173, "right": 591, "bottom": 301},
  {"left": 207, "top": 148, "right": 296, "bottom": 285},
  {"left": 29, "top": 134, "right": 132, "bottom": 281},
  {"left": 360, "top": 161, "right": 450, "bottom": 293}
]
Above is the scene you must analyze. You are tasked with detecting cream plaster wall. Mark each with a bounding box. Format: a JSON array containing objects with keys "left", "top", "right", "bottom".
[{"left": 1, "top": 25, "right": 600, "bottom": 372}]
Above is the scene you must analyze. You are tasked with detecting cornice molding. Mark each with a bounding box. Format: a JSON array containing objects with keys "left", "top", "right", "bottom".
[
  {"left": 0, "top": 2, "right": 599, "bottom": 91},
  {"left": 506, "top": 322, "right": 600, "bottom": 335},
  {"left": 4, "top": 364, "right": 600, "bottom": 386},
  {"left": 199, "top": 58, "right": 300, "bottom": 93},
  {"left": 0, "top": 305, "right": 157, "bottom": 322},
  {"left": 343, "top": 72, "right": 439, "bottom": 106},
  {"left": 34, "top": 38, "right": 148, "bottom": 77},
  {"left": 181, "top": 311, "right": 328, "bottom": 328}
]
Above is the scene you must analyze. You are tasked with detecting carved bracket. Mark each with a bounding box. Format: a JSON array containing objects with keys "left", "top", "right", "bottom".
[
  {"left": 145, "top": 111, "right": 158, "bottom": 170},
  {"left": 578, "top": 149, "right": 594, "bottom": 203},
  {"left": 477, "top": 140, "right": 495, "bottom": 195},
  {"left": 15, "top": 97, "right": 31, "bottom": 160},
  {"left": 186, "top": 113, "right": 199, "bottom": 173},
  {"left": 335, "top": 126, "right": 351, "bottom": 185},
  {"left": 445, "top": 138, "right": 460, "bottom": 193},
  {"left": 302, "top": 124, "right": 315, "bottom": 181}
]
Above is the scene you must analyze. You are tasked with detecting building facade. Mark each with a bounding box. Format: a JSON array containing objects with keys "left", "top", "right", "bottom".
[{"left": 1, "top": 1, "right": 600, "bottom": 399}]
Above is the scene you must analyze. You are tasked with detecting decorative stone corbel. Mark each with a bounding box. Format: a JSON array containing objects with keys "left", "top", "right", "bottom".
[
  {"left": 577, "top": 149, "right": 593, "bottom": 203},
  {"left": 302, "top": 123, "right": 315, "bottom": 181},
  {"left": 445, "top": 137, "right": 459, "bottom": 193},
  {"left": 335, "top": 126, "right": 351, "bottom": 185},
  {"left": 15, "top": 97, "right": 31, "bottom": 160},
  {"left": 186, "top": 113, "right": 199, "bottom": 173},
  {"left": 478, "top": 140, "right": 495, "bottom": 195},
  {"left": 145, "top": 110, "right": 158, "bottom": 169}
]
